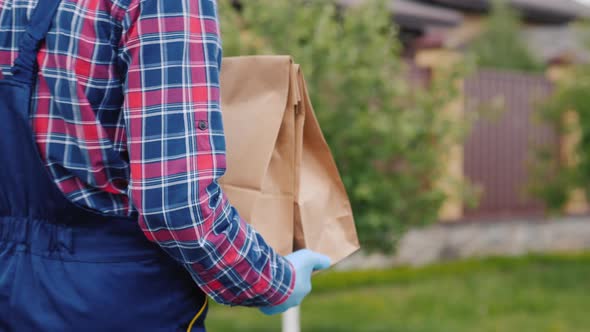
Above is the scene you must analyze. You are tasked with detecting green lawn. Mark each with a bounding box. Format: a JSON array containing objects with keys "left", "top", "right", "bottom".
[{"left": 206, "top": 254, "right": 590, "bottom": 332}]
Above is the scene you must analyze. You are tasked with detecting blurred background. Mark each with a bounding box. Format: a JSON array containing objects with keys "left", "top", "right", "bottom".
[{"left": 209, "top": 0, "right": 590, "bottom": 331}]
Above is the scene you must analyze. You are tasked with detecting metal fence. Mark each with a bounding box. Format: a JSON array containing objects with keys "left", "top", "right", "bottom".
[{"left": 463, "top": 69, "right": 557, "bottom": 220}]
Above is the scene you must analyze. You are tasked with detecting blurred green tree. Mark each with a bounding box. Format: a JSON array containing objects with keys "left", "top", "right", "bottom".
[
  {"left": 470, "top": 0, "right": 543, "bottom": 72},
  {"left": 532, "top": 28, "right": 590, "bottom": 211},
  {"left": 217, "top": 0, "right": 464, "bottom": 252}
]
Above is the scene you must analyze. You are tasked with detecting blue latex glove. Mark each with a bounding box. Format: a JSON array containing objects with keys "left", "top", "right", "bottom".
[{"left": 259, "top": 249, "right": 331, "bottom": 316}]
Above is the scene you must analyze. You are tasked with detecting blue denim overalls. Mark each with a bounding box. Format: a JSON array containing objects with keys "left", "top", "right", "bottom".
[{"left": 0, "top": 1, "right": 208, "bottom": 330}]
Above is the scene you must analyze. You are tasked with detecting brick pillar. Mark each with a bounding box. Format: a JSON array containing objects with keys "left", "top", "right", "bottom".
[{"left": 415, "top": 49, "right": 464, "bottom": 222}]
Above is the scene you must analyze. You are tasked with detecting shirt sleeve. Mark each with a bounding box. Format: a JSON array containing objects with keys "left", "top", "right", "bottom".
[{"left": 117, "top": 0, "right": 295, "bottom": 307}]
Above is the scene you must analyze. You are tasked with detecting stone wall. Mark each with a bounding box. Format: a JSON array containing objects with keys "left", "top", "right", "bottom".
[{"left": 335, "top": 217, "right": 590, "bottom": 270}]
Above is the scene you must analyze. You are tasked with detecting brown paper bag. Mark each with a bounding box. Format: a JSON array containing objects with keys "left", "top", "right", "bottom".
[{"left": 219, "top": 56, "right": 359, "bottom": 265}]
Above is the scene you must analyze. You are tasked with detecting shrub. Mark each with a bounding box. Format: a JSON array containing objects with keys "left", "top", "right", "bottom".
[{"left": 533, "top": 51, "right": 590, "bottom": 211}]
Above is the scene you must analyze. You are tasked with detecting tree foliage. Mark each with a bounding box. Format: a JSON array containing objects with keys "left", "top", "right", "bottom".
[{"left": 470, "top": 0, "right": 543, "bottom": 72}]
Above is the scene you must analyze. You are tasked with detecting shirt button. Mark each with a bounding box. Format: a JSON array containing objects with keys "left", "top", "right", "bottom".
[{"left": 198, "top": 120, "right": 208, "bottom": 131}]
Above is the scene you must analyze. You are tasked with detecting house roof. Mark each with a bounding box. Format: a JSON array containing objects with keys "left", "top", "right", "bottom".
[
  {"left": 420, "top": 0, "right": 590, "bottom": 24},
  {"left": 338, "top": 0, "right": 463, "bottom": 30},
  {"left": 340, "top": 0, "right": 590, "bottom": 32}
]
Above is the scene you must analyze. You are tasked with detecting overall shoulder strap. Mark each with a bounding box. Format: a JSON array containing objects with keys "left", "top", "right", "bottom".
[{"left": 10, "top": 0, "right": 63, "bottom": 85}]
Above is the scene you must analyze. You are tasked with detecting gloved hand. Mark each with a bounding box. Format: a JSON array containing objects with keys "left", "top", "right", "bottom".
[{"left": 259, "top": 249, "right": 331, "bottom": 316}]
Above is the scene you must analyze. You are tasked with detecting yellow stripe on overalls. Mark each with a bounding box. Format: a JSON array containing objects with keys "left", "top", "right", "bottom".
[{"left": 187, "top": 297, "right": 208, "bottom": 332}]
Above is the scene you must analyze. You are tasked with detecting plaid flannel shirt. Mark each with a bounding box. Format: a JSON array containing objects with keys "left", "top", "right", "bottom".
[{"left": 0, "top": 0, "right": 294, "bottom": 306}]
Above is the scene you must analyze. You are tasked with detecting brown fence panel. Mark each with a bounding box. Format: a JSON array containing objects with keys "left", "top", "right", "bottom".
[{"left": 463, "top": 70, "right": 556, "bottom": 220}]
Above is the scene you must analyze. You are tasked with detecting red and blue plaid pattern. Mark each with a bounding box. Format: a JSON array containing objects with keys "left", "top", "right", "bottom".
[{"left": 0, "top": 0, "right": 294, "bottom": 306}]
